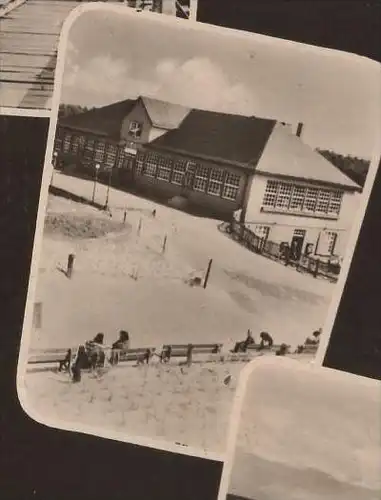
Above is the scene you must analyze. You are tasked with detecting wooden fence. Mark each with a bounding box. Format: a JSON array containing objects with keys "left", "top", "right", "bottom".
[{"left": 226, "top": 221, "right": 340, "bottom": 283}]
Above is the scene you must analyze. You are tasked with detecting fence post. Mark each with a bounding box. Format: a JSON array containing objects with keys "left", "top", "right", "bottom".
[
  {"left": 33, "top": 302, "right": 42, "bottom": 329},
  {"left": 285, "top": 248, "right": 290, "bottom": 267},
  {"left": 123, "top": 210, "right": 127, "bottom": 224},
  {"left": 314, "top": 259, "right": 320, "bottom": 278},
  {"left": 186, "top": 344, "right": 193, "bottom": 367},
  {"left": 162, "top": 234, "right": 167, "bottom": 254},
  {"left": 67, "top": 253, "right": 75, "bottom": 279},
  {"left": 203, "top": 258, "right": 213, "bottom": 289}
]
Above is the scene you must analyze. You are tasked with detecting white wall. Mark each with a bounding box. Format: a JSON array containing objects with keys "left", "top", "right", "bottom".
[{"left": 243, "top": 173, "right": 361, "bottom": 258}]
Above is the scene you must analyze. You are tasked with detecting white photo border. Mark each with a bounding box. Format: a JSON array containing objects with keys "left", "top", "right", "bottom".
[{"left": 16, "top": 1, "right": 381, "bottom": 465}]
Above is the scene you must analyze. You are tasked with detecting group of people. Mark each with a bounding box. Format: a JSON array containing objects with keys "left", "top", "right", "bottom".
[
  {"left": 232, "top": 330, "right": 274, "bottom": 353},
  {"left": 232, "top": 328, "right": 322, "bottom": 356},
  {"left": 59, "top": 327, "right": 323, "bottom": 382},
  {"left": 59, "top": 330, "right": 131, "bottom": 382}
]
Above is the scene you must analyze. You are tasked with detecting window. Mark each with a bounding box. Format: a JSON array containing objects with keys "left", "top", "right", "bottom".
[
  {"left": 135, "top": 152, "right": 144, "bottom": 176},
  {"left": 84, "top": 138, "right": 95, "bottom": 160},
  {"left": 276, "top": 183, "right": 292, "bottom": 209},
  {"left": 327, "top": 232, "right": 338, "bottom": 254},
  {"left": 94, "top": 141, "right": 105, "bottom": 162},
  {"left": 63, "top": 133, "right": 71, "bottom": 153},
  {"left": 144, "top": 153, "right": 158, "bottom": 177},
  {"left": 317, "top": 230, "right": 338, "bottom": 255},
  {"left": 328, "top": 191, "right": 343, "bottom": 215},
  {"left": 157, "top": 156, "right": 172, "bottom": 182},
  {"left": 261, "top": 180, "right": 343, "bottom": 217},
  {"left": 171, "top": 160, "right": 186, "bottom": 185},
  {"left": 105, "top": 144, "right": 117, "bottom": 168},
  {"left": 289, "top": 186, "right": 305, "bottom": 211},
  {"left": 116, "top": 149, "right": 125, "bottom": 169},
  {"left": 316, "top": 189, "right": 331, "bottom": 213},
  {"left": 184, "top": 161, "right": 197, "bottom": 188},
  {"left": 222, "top": 172, "right": 241, "bottom": 200},
  {"left": 128, "top": 121, "right": 143, "bottom": 139},
  {"left": 262, "top": 180, "right": 278, "bottom": 207},
  {"left": 78, "top": 135, "right": 86, "bottom": 149},
  {"left": 71, "top": 135, "right": 80, "bottom": 154},
  {"left": 193, "top": 165, "right": 209, "bottom": 192},
  {"left": 54, "top": 137, "right": 62, "bottom": 152},
  {"left": 304, "top": 188, "right": 318, "bottom": 212},
  {"left": 207, "top": 168, "right": 224, "bottom": 196}
]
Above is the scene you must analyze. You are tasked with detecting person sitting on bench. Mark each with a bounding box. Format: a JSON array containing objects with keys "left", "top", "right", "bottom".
[
  {"left": 258, "top": 331, "right": 273, "bottom": 350},
  {"left": 232, "top": 329, "right": 255, "bottom": 353},
  {"left": 305, "top": 328, "right": 322, "bottom": 345},
  {"left": 85, "top": 333, "right": 106, "bottom": 369},
  {"left": 276, "top": 343, "right": 290, "bottom": 356},
  {"left": 71, "top": 345, "right": 89, "bottom": 383},
  {"left": 110, "top": 330, "right": 130, "bottom": 365}
]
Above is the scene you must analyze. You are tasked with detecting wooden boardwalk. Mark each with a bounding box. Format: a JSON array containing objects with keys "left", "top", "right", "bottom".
[
  {"left": 1, "top": 0, "right": 81, "bottom": 110},
  {"left": 0, "top": 0, "right": 187, "bottom": 111}
]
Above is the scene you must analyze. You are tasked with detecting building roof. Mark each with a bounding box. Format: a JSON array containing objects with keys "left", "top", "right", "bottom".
[
  {"left": 256, "top": 123, "right": 361, "bottom": 190},
  {"left": 140, "top": 96, "right": 190, "bottom": 130},
  {"left": 59, "top": 99, "right": 137, "bottom": 140},
  {"left": 146, "top": 109, "right": 276, "bottom": 168}
]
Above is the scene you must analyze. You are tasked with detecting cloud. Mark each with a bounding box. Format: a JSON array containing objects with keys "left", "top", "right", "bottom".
[
  {"left": 63, "top": 55, "right": 131, "bottom": 103},
  {"left": 152, "top": 57, "right": 258, "bottom": 115},
  {"left": 62, "top": 53, "right": 257, "bottom": 115}
]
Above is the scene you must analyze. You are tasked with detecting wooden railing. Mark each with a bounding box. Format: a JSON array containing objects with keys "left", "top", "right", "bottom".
[{"left": 226, "top": 221, "right": 340, "bottom": 283}]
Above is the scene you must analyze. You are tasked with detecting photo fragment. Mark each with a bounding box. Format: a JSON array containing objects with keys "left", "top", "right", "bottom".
[
  {"left": 0, "top": 0, "right": 192, "bottom": 110},
  {"left": 17, "top": 4, "right": 380, "bottom": 459},
  {"left": 223, "top": 359, "right": 381, "bottom": 500}
]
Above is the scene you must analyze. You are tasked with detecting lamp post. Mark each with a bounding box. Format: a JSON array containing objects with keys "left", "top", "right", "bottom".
[
  {"left": 92, "top": 163, "right": 100, "bottom": 204},
  {"left": 51, "top": 151, "right": 58, "bottom": 186}
]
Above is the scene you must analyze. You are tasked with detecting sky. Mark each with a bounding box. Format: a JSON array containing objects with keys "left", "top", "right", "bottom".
[{"left": 59, "top": 8, "right": 381, "bottom": 158}]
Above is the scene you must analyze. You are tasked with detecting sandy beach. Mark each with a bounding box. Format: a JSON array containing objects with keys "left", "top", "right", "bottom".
[{"left": 22, "top": 173, "right": 334, "bottom": 453}]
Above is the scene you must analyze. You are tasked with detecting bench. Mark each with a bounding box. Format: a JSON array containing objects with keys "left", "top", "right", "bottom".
[
  {"left": 28, "top": 347, "right": 77, "bottom": 366},
  {"left": 160, "top": 343, "right": 222, "bottom": 362},
  {"left": 28, "top": 346, "right": 157, "bottom": 371},
  {"left": 246, "top": 343, "right": 284, "bottom": 353},
  {"left": 111, "top": 347, "right": 156, "bottom": 365},
  {"left": 295, "top": 344, "right": 319, "bottom": 355}
]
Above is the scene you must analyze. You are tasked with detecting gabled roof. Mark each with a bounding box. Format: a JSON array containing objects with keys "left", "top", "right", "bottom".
[
  {"left": 140, "top": 96, "right": 190, "bottom": 130},
  {"left": 146, "top": 109, "right": 276, "bottom": 168},
  {"left": 59, "top": 99, "right": 137, "bottom": 140},
  {"left": 257, "top": 123, "right": 361, "bottom": 190}
]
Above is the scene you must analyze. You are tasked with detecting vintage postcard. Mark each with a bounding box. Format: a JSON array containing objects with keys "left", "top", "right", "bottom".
[
  {"left": 219, "top": 357, "right": 381, "bottom": 500},
  {"left": 0, "top": 0, "right": 194, "bottom": 112},
  {"left": 16, "top": 4, "right": 381, "bottom": 458}
]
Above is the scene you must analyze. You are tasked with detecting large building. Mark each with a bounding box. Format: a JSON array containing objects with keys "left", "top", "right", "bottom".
[{"left": 54, "top": 96, "right": 362, "bottom": 259}]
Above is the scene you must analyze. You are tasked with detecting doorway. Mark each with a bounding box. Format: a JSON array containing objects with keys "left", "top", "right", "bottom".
[{"left": 290, "top": 229, "right": 306, "bottom": 260}]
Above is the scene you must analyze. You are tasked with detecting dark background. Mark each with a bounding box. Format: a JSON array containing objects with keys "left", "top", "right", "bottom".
[{"left": 1, "top": 1, "right": 380, "bottom": 499}]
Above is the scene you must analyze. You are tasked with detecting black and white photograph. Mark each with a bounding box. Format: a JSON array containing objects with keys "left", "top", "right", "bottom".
[
  {"left": 223, "top": 357, "right": 381, "bottom": 500},
  {"left": 17, "top": 5, "right": 380, "bottom": 456},
  {"left": 0, "top": 0, "right": 193, "bottom": 111}
]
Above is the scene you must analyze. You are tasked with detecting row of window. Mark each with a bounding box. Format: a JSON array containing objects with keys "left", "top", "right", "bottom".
[
  {"left": 262, "top": 180, "right": 343, "bottom": 216},
  {"left": 57, "top": 131, "right": 124, "bottom": 169},
  {"left": 136, "top": 152, "right": 242, "bottom": 201}
]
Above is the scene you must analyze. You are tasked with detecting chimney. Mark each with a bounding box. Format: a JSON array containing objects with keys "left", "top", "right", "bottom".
[{"left": 296, "top": 122, "right": 304, "bottom": 138}]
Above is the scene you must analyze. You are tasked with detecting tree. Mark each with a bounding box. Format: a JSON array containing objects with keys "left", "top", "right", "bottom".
[{"left": 317, "top": 149, "right": 370, "bottom": 187}]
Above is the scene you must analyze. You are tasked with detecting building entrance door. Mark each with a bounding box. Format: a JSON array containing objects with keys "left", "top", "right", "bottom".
[{"left": 290, "top": 229, "right": 306, "bottom": 260}]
